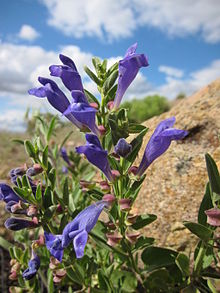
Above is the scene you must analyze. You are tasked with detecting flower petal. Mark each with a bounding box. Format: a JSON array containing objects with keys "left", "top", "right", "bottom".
[{"left": 73, "top": 230, "right": 88, "bottom": 258}]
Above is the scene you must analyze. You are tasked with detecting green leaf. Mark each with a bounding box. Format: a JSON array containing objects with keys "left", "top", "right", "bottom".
[
  {"left": 0, "top": 236, "right": 13, "bottom": 250},
  {"left": 125, "top": 127, "right": 148, "bottom": 166},
  {"left": 36, "top": 184, "right": 42, "bottom": 204},
  {"left": 47, "top": 269, "right": 54, "bottom": 293},
  {"left": 103, "top": 69, "right": 118, "bottom": 95},
  {"left": 13, "top": 186, "right": 35, "bottom": 204},
  {"left": 106, "top": 62, "right": 118, "bottom": 77},
  {"left": 198, "top": 183, "right": 213, "bottom": 226},
  {"left": 47, "top": 116, "right": 57, "bottom": 142},
  {"left": 24, "top": 140, "right": 36, "bottom": 158},
  {"left": 43, "top": 186, "right": 53, "bottom": 209},
  {"left": 175, "top": 253, "right": 190, "bottom": 277},
  {"left": 128, "top": 123, "right": 147, "bottom": 133},
  {"left": 132, "top": 236, "right": 155, "bottom": 251},
  {"left": 98, "top": 270, "right": 112, "bottom": 292},
  {"left": 205, "top": 153, "right": 220, "bottom": 195},
  {"left": 84, "top": 66, "right": 101, "bottom": 86},
  {"left": 66, "top": 266, "right": 83, "bottom": 285},
  {"left": 132, "top": 214, "right": 157, "bottom": 230},
  {"left": 48, "top": 168, "right": 56, "bottom": 190},
  {"left": 84, "top": 89, "right": 100, "bottom": 106},
  {"left": 125, "top": 175, "right": 146, "bottom": 200},
  {"left": 63, "top": 177, "right": 69, "bottom": 205},
  {"left": 12, "top": 139, "right": 24, "bottom": 145},
  {"left": 60, "top": 130, "right": 74, "bottom": 149},
  {"left": 106, "top": 84, "right": 118, "bottom": 103},
  {"left": 141, "top": 246, "right": 178, "bottom": 270},
  {"left": 92, "top": 56, "right": 101, "bottom": 73},
  {"left": 183, "top": 221, "right": 213, "bottom": 241},
  {"left": 42, "top": 145, "right": 48, "bottom": 169}
]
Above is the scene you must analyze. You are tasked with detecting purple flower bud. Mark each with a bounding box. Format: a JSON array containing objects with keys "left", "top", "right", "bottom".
[
  {"left": 5, "top": 218, "right": 37, "bottom": 231},
  {"left": 205, "top": 208, "right": 220, "bottom": 226},
  {"left": 137, "top": 117, "right": 188, "bottom": 176},
  {"left": 102, "top": 194, "right": 115, "bottom": 204},
  {"left": 22, "top": 253, "right": 40, "bottom": 280},
  {"left": 26, "top": 164, "right": 43, "bottom": 177},
  {"left": 113, "top": 43, "right": 149, "bottom": 109},
  {"left": 5, "top": 200, "right": 27, "bottom": 214},
  {"left": 76, "top": 134, "right": 113, "bottom": 181},
  {"left": 99, "top": 181, "right": 111, "bottom": 192},
  {"left": 115, "top": 138, "right": 132, "bottom": 157},
  {"left": 60, "top": 147, "right": 71, "bottom": 165}
]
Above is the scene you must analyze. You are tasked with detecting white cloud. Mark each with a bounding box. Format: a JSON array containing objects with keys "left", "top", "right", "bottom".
[
  {"left": 18, "top": 25, "right": 40, "bottom": 41},
  {"left": 159, "top": 66, "right": 184, "bottom": 78},
  {"left": 156, "top": 59, "right": 220, "bottom": 98},
  {"left": 0, "top": 109, "right": 26, "bottom": 132},
  {"left": 41, "top": 0, "right": 220, "bottom": 43}
]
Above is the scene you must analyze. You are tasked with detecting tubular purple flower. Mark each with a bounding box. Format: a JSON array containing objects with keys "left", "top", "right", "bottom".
[
  {"left": 44, "top": 233, "right": 64, "bottom": 262},
  {"left": 28, "top": 77, "right": 83, "bottom": 129},
  {"left": 76, "top": 134, "right": 113, "bottom": 181},
  {"left": 0, "top": 183, "right": 20, "bottom": 203},
  {"left": 136, "top": 117, "right": 188, "bottom": 176},
  {"left": 113, "top": 43, "right": 149, "bottom": 109},
  {"left": 5, "top": 217, "right": 37, "bottom": 231},
  {"left": 22, "top": 252, "right": 40, "bottom": 280},
  {"left": 63, "top": 90, "right": 99, "bottom": 135},
  {"left": 49, "top": 54, "right": 84, "bottom": 92},
  {"left": 62, "top": 201, "right": 109, "bottom": 258}
]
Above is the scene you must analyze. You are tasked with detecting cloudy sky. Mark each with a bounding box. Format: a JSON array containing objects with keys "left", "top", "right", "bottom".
[{"left": 0, "top": 0, "right": 220, "bottom": 131}]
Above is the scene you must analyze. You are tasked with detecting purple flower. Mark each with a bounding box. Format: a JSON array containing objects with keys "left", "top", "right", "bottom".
[
  {"left": 60, "top": 147, "right": 71, "bottom": 165},
  {"left": 10, "top": 167, "right": 26, "bottom": 185},
  {"left": 45, "top": 201, "right": 109, "bottom": 261},
  {"left": 76, "top": 134, "right": 113, "bottom": 181},
  {"left": 113, "top": 43, "right": 149, "bottom": 109},
  {"left": 5, "top": 217, "right": 37, "bottom": 231},
  {"left": 62, "top": 166, "right": 68, "bottom": 174},
  {"left": 44, "top": 233, "right": 64, "bottom": 262},
  {"left": 0, "top": 184, "right": 20, "bottom": 203},
  {"left": 137, "top": 117, "right": 188, "bottom": 176},
  {"left": 5, "top": 201, "right": 26, "bottom": 214},
  {"left": 22, "top": 252, "right": 40, "bottom": 280},
  {"left": 115, "top": 138, "right": 132, "bottom": 157},
  {"left": 63, "top": 90, "right": 99, "bottom": 135},
  {"left": 49, "top": 54, "right": 84, "bottom": 92},
  {"left": 29, "top": 77, "right": 83, "bottom": 129}
]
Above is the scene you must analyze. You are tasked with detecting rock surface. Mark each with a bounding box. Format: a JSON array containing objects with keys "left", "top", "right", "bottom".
[{"left": 133, "top": 78, "right": 220, "bottom": 250}]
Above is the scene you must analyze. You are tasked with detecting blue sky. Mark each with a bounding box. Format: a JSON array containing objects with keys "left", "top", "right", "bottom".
[{"left": 0, "top": 0, "right": 220, "bottom": 131}]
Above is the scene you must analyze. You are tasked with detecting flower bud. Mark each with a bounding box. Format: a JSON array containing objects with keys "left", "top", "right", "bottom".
[
  {"left": 99, "top": 181, "right": 111, "bottom": 192},
  {"left": 205, "top": 208, "right": 220, "bottom": 226},
  {"left": 56, "top": 204, "right": 63, "bottom": 214},
  {"left": 53, "top": 276, "right": 62, "bottom": 283},
  {"left": 115, "top": 138, "right": 132, "bottom": 158},
  {"left": 27, "top": 164, "right": 43, "bottom": 177},
  {"left": 125, "top": 231, "right": 140, "bottom": 244},
  {"left": 35, "top": 235, "right": 45, "bottom": 247},
  {"left": 5, "top": 217, "right": 38, "bottom": 231},
  {"left": 102, "top": 194, "right": 115, "bottom": 204},
  {"left": 89, "top": 102, "right": 99, "bottom": 109},
  {"left": 128, "top": 166, "right": 138, "bottom": 175},
  {"left": 105, "top": 221, "right": 116, "bottom": 230},
  {"left": 126, "top": 214, "right": 138, "bottom": 225},
  {"left": 9, "top": 271, "right": 18, "bottom": 280},
  {"left": 55, "top": 269, "right": 66, "bottom": 277},
  {"left": 27, "top": 205, "right": 38, "bottom": 217},
  {"left": 10, "top": 259, "right": 17, "bottom": 266},
  {"left": 6, "top": 200, "right": 26, "bottom": 214},
  {"left": 107, "top": 101, "right": 114, "bottom": 110},
  {"left": 119, "top": 198, "right": 132, "bottom": 211},
  {"left": 111, "top": 170, "right": 120, "bottom": 180},
  {"left": 11, "top": 262, "right": 21, "bottom": 272},
  {"left": 106, "top": 232, "right": 123, "bottom": 247},
  {"left": 98, "top": 125, "right": 106, "bottom": 136}
]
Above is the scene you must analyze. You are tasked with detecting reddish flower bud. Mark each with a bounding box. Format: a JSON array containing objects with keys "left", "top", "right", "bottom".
[
  {"left": 111, "top": 170, "right": 120, "bottom": 180},
  {"left": 102, "top": 194, "right": 115, "bottom": 204},
  {"left": 125, "top": 231, "right": 140, "bottom": 244},
  {"left": 55, "top": 269, "right": 66, "bottom": 277},
  {"left": 128, "top": 166, "right": 138, "bottom": 175},
  {"left": 89, "top": 102, "right": 99, "bottom": 109},
  {"left": 9, "top": 271, "right": 18, "bottom": 280},
  {"left": 27, "top": 205, "right": 38, "bottom": 217},
  {"left": 205, "top": 208, "right": 220, "bottom": 226},
  {"left": 100, "top": 181, "right": 110, "bottom": 192},
  {"left": 119, "top": 198, "right": 132, "bottom": 211},
  {"left": 53, "top": 276, "right": 62, "bottom": 283},
  {"left": 126, "top": 214, "right": 138, "bottom": 225},
  {"left": 107, "top": 101, "right": 114, "bottom": 110},
  {"left": 106, "top": 232, "right": 123, "bottom": 247},
  {"left": 98, "top": 125, "right": 106, "bottom": 136}
]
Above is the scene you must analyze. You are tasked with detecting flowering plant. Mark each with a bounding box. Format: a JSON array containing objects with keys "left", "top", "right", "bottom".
[{"left": 1, "top": 43, "right": 219, "bottom": 292}]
